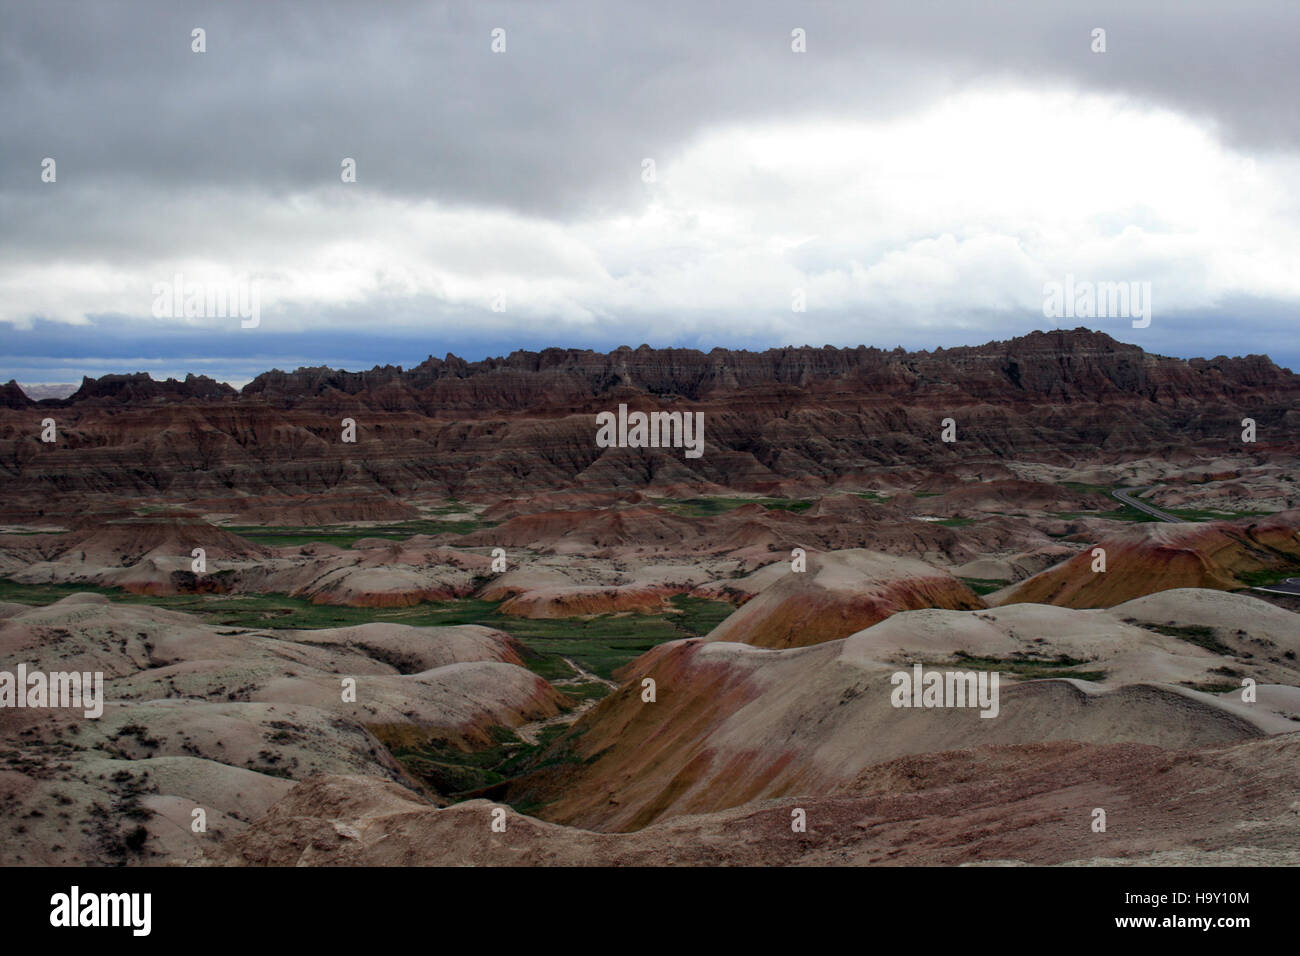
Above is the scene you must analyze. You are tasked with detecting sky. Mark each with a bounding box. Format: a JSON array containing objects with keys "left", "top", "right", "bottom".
[{"left": 3, "top": 0, "right": 1300, "bottom": 387}]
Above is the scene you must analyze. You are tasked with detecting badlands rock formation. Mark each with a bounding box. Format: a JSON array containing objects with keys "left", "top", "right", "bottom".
[
  {"left": 207, "top": 733, "right": 1300, "bottom": 867},
  {"left": 701, "top": 549, "right": 985, "bottom": 648},
  {"left": 995, "top": 512, "right": 1300, "bottom": 607},
  {"left": 0, "top": 594, "right": 567, "bottom": 865},
  {"left": 495, "top": 589, "right": 1300, "bottom": 833},
  {"left": 205, "top": 590, "right": 1300, "bottom": 866},
  {"left": 3, "top": 330, "right": 1299, "bottom": 868},
  {"left": 3, "top": 330, "right": 1298, "bottom": 517}
]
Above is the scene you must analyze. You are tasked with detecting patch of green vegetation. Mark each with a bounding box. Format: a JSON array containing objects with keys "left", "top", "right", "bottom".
[
  {"left": 1180, "top": 681, "right": 1240, "bottom": 694},
  {"left": 1234, "top": 567, "right": 1300, "bottom": 589},
  {"left": 1050, "top": 507, "right": 1159, "bottom": 523},
  {"left": 223, "top": 516, "right": 488, "bottom": 548},
  {"left": 942, "top": 651, "right": 1107, "bottom": 682},
  {"left": 1138, "top": 622, "right": 1234, "bottom": 655},
  {"left": 392, "top": 726, "right": 524, "bottom": 794},
  {"left": 854, "top": 491, "right": 889, "bottom": 502},
  {"left": 511, "top": 643, "right": 577, "bottom": 683},
  {"left": 392, "top": 723, "right": 579, "bottom": 799},
  {"left": 660, "top": 496, "right": 812, "bottom": 517},
  {"left": 0, "top": 579, "right": 124, "bottom": 606},
  {"left": 486, "top": 612, "right": 694, "bottom": 681},
  {"left": 763, "top": 498, "right": 814, "bottom": 512},
  {"left": 911, "top": 491, "right": 943, "bottom": 499},
  {"left": 959, "top": 577, "right": 1008, "bottom": 596},
  {"left": 935, "top": 517, "right": 975, "bottom": 527},
  {"left": 668, "top": 593, "right": 733, "bottom": 635},
  {"left": 556, "top": 681, "right": 611, "bottom": 702},
  {"left": 0, "top": 578, "right": 734, "bottom": 683}
]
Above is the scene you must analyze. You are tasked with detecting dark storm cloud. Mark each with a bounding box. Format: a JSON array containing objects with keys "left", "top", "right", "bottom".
[{"left": 3, "top": 0, "right": 1298, "bottom": 219}]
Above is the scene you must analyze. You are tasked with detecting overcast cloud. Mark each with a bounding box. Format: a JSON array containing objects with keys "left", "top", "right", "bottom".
[{"left": 3, "top": 0, "right": 1299, "bottom": 385}]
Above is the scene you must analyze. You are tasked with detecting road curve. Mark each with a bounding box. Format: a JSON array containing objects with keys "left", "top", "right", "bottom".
[{"left": 1112, "top": 486, "right": 1184, "bottom": 523}]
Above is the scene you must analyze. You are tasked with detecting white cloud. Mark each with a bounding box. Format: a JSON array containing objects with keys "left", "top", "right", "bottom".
[{"left": 5, "top": 85, "right": 1300, "bottom": 344}]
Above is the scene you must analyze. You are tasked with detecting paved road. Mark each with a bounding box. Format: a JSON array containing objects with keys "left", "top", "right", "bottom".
[
  {"left": 1253, "top": 577, "right": 1300, "bottom": 596},
  {"left": 1112, "top": 486, "right": 1184, "bottom": 523},
  {"left": 1109, "top": 489, "right": 1299, "bottom": 595}
]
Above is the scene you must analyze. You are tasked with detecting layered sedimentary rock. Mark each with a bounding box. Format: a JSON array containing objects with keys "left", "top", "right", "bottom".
[
  {"left": 3, "top": 330, "right": 1298, "bottom": 514},
  {"left": 0, "top": 594, "right": 569, "bottom": 865},
  {"left": 206, "top": 733, "right": 1300, "bottom": 867},
  {"left": 494, "top": 591, "right": 1300, "bottom": 833},
  {"left": 701, "top": 549, "right": 985, "bottom": 648},
  {"left": 994, "top": 512, "right": 1300, "bottom": 608}
]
